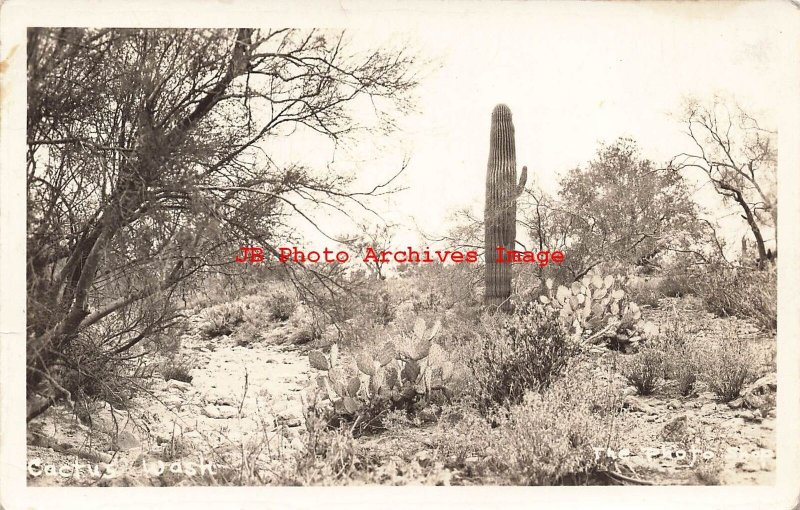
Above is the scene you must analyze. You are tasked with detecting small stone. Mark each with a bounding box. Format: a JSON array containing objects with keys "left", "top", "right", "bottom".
[
  {"left": 700, "top": 403, "right": 717, "bottom": 414},
  {"left": 414, "top": 450, "right": 432, "bottom": 467},
  {"left": 464, "top": 456, "right": 480, "bottom": 469},
  {"left": 113, "top": 430, "right": 141, "bottom": 451},
  {"left": 623, "top": 395, "right": 656, "bottom": 414},
  {"left": 167, "top": 380, "right": 192, "bottom": 392},
  {"left": 622, "top": 387, "right": 638, "bottom": 398},
  {"left": 216, "top": 405, "right": 239, "bottom": 419},
  {"left": 743, "top": 373, "right": 777, "bottom": 396},
  {"left": 727, "top": 398, "right": 744, "bottom": 410},
  {"left": 202, "top": 404, "right": 221, "bottom": 419},
  {"left": 725, "top": 417, "right": 746, "bottom": 427},
  {"left": 285, "top": 418, "right": 302, "bottom": 427},
  {"left": 661, "top": 415, "right": 688, "bottom": 441},
  {"left": 667, "top": 399, "right": 682, "bottom": 410}
]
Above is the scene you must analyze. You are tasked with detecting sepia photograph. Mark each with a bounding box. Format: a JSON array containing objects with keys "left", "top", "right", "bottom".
[{"left": 2, "top": 0, "right": 800, "bottom": 508}]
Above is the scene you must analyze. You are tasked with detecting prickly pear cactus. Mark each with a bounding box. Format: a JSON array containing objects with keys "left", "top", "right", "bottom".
[
  {"left": 306, "top": 318, "right": 462, "bottom": 425},
  {"left": 484, "top": 104, "right": 527, "bottom": 311},
  {"left": 536, "top": 273, "right": 657, "bottom": 351}
]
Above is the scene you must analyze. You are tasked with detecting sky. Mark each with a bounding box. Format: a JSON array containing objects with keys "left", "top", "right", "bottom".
[{"left": 266, "top": 1, "right": 786, "bottom": 255}]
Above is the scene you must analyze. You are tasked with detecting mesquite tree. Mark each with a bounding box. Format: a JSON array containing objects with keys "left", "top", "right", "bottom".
[
  {"left": 483, "top": 104, "right": 527, "bottom": 310},
  {"left": 26, "top": 28, "right": 419, "bottom": 419},
  {"left": 671, "top": 98, "right": 777, "bottom": 268}
]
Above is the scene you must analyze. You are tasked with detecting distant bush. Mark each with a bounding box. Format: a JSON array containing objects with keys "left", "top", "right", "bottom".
[
  {"left": 267, "top": 292, "right": 296, "bottom": 322},
  {"left": 161, "top": 355, "right": 194, "bottom": 383},
  {"left": 656, "top": 273, "right": 695, "bottom": 298},
  {"left": 699, "top": 337, "right": 758, "bottom": 403},
  {"left": 624, "top": 278, "right": 662, "bottom": 308},
  {"left": 656, "top": 315, "right": 700, "bottom": 396},
  {"left": 200, "top": 302, "right": 244, "bottom": 338},
  {"left": 617, "top": 347, "right": 663, "bottom": 396},
  {"left": 692, "top": 265, "right": 776, "bottom": 331}
]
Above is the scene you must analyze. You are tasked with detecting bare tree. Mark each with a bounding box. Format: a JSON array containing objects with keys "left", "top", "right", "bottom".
[
  {"left": 671, "top": 97, "right": 777, "bottom": 268},
  {"left": 26, "top": 28, "right": 420, "bottom": 418}
]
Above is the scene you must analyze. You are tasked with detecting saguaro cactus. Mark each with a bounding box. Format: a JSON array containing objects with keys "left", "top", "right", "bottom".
[{"left": 484, "top": 104, "right": 526, "bottom": 311}]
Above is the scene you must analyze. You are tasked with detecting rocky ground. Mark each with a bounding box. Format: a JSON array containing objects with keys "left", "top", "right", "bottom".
[
  {"left": 27, "top": 313, "right": 317, "bottom": 486},
  {"left": 27, "top": 296, "right": 777, "bottom": 486}
]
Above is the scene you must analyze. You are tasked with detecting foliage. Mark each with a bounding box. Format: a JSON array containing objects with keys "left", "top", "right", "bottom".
[
  {"left": 691, "top": 265, "right": 777, "bottom": 331},
  {"left": 468, "top": 306, "right": 578, "bottom": 414},
  {"left": 624, "top": 278, "right": 662, "bottom": 308},
  {"left": 266, "top": 292, "right": 297, "bottom": 322},
  {"left": 699, "top": 337, "right": 758, "bottom": 403},
  {"left": 523, "top": 138, "right": 703, "bottom": 280},
  {"left": 617, "top": 348, "right": 664, "bottom": 396},
  {"left": 200, "top": 302, "right": 244, "bottom": 338},
  {"left": 26, "top": 27, "right": 420, "bottom": 417},
  {"left": 160, "top": 354, "right": 195, "bottom": 383},
  {"left": 433, "top": 363, "right": 625, "bottom": 485}
]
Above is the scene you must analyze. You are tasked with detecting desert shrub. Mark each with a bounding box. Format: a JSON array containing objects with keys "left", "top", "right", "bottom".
[
  {"left": 200, "top": 302, "right": 244, "bottom": 338},
  {"left": 698, "top": 338, "right": 758, "bottom": 402},
  {"left": 433, "top": 364, "right": 624, "bottom": 485},
  {"left": 161, "top": 354, "right": 194, "bottom": 383},
  {"left": 468, "top": 304, "right": 579, "bottom": 414},
  {"left": 692, "top": 265, "right": 776, "bottom": 331},
  {"left": 624, "top": 278, "right": 662, "bottom": 308},
  {"left": 656, "top": 273, "right": 695, "bottom": 298},
  {"left": 617, "top": 347, "right": 663, "bottom": 396},
  {"left": 655, "top": 315, "right": 700, "bottom": 396},
  {"left": 232, "top": 321, "right": 261, "bottom": 348},
  {"left": 267, "top": 292, "right": 296, "bottom": 322}
]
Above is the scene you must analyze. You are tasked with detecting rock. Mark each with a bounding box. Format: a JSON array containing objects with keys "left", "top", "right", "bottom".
[
  {"left": 285, "top": 418, "right": 302, "bottom": 428},
  {"left": 743, "top": 393, "right": 766, "bottom": 410},
  {"left": 700, "top": 403, "right": 717, "bottom": 414},
  {"left": 728, "top": 398, "right": 744, "bottom": 409},
  {"left": 202, "top": 404, "right": 221, "bottom": 419},
  {"left": 725, "top": 417, "right": 746, "bottom": 427},
  {"left": 113, "top": 430, "right": 141, "bottom": 451},
  {"left": 167, "top": 380, "right": 192, "bottom": 392},
  {"left": 464, "top": 456, "right": 481, "bottom": 469},
  {"left": 290, "top": 437, "right": 306, "bottom": 452},
  {"left": 697, "top": 391, "right": 717, "bottom": 400},
  {"left": 622, "top": 386, "right": 639, "bottom": 398},
  {"left": 419, "top": 407, "right": 438, "bottom": 423},
  {"left": 736, "top": 409, "right": 763, "bottom": 423},
  {"left": 624, "top": 396, "right": 656, "bottom": 414},
  {"left": 661, "top": 415, "right": 689, "bottom": 441},
  {"left": 743, "top": 374, "right": 776, "bottom": 396},
  {"left": 667, "top": 399, "right": 682, "bottom": 410},
  {"left": 216, "top": 405, "right": 239, "bottom": 419},
  {"left": 414, "top": 450, "right": 432, "bottom": 467}
]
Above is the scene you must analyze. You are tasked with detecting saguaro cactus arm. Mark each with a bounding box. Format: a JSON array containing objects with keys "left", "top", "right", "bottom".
[{"left": 516, "top": 165, "right": 528, "bottom": 200}]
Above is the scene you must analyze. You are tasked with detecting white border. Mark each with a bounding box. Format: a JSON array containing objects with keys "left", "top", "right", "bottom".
[{"left": 1, "top": 1, "right": 799, "bottom": 509}]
